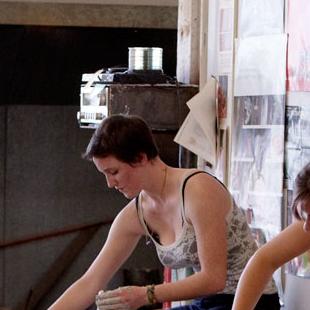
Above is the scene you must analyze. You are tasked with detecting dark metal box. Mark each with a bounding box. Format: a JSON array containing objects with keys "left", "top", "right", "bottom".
[{"left": 107, "top": 84, "right": 198, "bottom": 131}]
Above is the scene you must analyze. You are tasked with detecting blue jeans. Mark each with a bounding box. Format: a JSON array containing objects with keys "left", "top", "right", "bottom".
[{"left": 171, "top": 293, "right": 280, "bottom": 310}]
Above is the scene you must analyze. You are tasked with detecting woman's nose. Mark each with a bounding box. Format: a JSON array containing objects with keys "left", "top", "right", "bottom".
[{"left": 106, "top": 176, "right": 117, "bottom": 188}]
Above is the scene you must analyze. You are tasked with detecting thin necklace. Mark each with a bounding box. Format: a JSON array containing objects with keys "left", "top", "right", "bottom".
[{"left": 161, "top": 166, "right": 168, "bottom": 198}]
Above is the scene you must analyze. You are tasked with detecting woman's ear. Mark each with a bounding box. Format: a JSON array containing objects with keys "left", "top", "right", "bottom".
[{"left": 133, "top": 152, "right": 148, "bottom": 166}]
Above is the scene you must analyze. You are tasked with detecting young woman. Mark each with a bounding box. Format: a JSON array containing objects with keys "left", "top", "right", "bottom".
[
  {"left": 48, "top": 114, "right": 279, "bottom": 310},
  {"left": 232, "top": 163, "right": 310, "bottom": 310}
]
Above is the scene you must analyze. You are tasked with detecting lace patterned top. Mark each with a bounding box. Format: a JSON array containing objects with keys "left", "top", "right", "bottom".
[{"left": 136, "top": 170, "right": 277, "bottom": 294}]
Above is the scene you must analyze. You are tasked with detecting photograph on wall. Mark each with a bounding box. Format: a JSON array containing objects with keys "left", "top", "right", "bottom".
[
  {"left": 234, "top": 95, "right": 285, "bottom": 126},
  {"left": 214, "top": 75, "right": 229, "bottom": 181},
  {"left": 218, "top": 75, "right": 228, "bottom": 132},
  {"left": 300, "top": 106, "right": 310, "bottom": 148},
  {"left": 285, "top": 92, "right": 310, "bottom": 187},
  {"left": 284, "top": 92, "right": 310, "bottom": 278},
  {"left": 285, "top": 148, "right": 303, "bottom": 189},
  {"left": 285, "top": 106, "right": 302, "bottom": 149},
  {"left": 231, "top": 95, "right": 285, "bottom": 241}
]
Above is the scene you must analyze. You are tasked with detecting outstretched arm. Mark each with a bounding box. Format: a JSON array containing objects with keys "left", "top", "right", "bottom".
[
  {"left": 95, "top": 172, "right": 233, "bottom": 309},
  {"left": 232, "top": 220, "right": 310, "bottom": 310},
  {"left": 48, "top": 201, "right": 143, "bottom": 310}
]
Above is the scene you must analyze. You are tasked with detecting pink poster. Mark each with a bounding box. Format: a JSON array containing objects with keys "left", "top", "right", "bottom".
[{"left": 287, "top": 0, "right": 310, "bottom": 91}]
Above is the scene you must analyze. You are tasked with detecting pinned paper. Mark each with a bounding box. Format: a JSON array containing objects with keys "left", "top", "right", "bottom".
[
  {"left": 234, "top": 34, "right": 287, "bottom": 96},
  {"left": 174, "top": 78, "right": 218, "bottom": 167}
]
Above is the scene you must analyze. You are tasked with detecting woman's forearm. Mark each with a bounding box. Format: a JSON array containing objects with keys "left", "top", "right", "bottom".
[
  {"left": 153, "top": 270, "right": 226, "bottom": 304},
  {"left": 232, "top": 252, "right": 275, "bottom": 310},
  {"left": 232, "top": 222, "right": 310, "bottom": 309},
  {"left": 48, "top": 275, "right": 102, "bottom": 310}
]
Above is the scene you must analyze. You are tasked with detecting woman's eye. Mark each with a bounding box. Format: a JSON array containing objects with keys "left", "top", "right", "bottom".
[{"left": 110, "top": 171, "right": 118, "bottom": 176}]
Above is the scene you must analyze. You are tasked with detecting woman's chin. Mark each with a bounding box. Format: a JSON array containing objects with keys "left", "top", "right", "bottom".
[{"left": 122, "top": 191, "right": 134, "bottom": 199}]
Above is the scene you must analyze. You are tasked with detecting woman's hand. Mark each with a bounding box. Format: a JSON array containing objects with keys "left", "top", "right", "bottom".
[{"left": 96, "top": 286, "right": 148, "bottom": 310}]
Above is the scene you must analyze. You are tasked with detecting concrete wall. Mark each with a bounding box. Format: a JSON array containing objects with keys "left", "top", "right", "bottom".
[
  {"left": 0, "top": 2, "right": 177, "bottom": 29},
  {"left": 0, "top": 24, "right": 178, "bottom": 309},
  {"left": 1, "top": 105, "right": 162, "bottom": 309},
  {"left": 0, "top": 106, "right": 5, "bottom": 306}
]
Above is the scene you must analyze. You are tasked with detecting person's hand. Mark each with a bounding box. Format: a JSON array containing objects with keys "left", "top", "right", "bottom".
[{"left": 96, "top": 286, "right": 148, "bottom": 310}]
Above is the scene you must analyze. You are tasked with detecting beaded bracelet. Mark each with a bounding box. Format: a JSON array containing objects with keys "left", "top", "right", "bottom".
[{"left": 146, "top": 284, "right": 157, "bottom": 304}]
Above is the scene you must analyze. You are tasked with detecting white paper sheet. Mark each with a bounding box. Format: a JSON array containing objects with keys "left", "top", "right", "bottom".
[
  {"left": 174, "top": 78, "right": 217, "bottom": 166},
  {"left": 238, "top": 0, "right": 284, "bottom": 38},
  {"left": 207, "top": 0, "right": 234, "bottom": 75},
  {"left": 234, "top": 34, "right": 287, "bottom": 96}
]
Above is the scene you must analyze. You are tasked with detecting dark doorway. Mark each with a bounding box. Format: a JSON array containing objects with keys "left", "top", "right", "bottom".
[{"left": 0, "top": 25, "right": 177, "bottom": 106}]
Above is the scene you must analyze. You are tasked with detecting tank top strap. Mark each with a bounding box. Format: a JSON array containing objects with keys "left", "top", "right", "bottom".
[
  {"left": 135, "top": 194, "right": 144, "bottom": 226},
  {"left": 180, "top": 170, "right": 206, "bottom": 222},
  {"left": 180, "top": 170, "right": 232, "bottom": 222}
]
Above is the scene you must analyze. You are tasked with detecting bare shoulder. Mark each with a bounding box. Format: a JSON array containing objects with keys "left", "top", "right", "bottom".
[
  {"left": 112, "top": 199, "right": 145, "bottom": 236},
  {"left": 180, "top": 169, "right": 232, "bottom": 220},
  {"left": 185, "top": 170, "right": 231, "bottom": 204}
]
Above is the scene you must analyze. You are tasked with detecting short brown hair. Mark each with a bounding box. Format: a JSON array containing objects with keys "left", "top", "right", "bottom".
[{"left": 83, "top": 114, "right": 158, "bottom": 164}]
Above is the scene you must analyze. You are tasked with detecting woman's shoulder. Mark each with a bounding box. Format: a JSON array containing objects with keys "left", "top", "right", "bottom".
[
  {"left": 172, "top": 168, "right": 210, "bottom": 182},
  {"left": 180, "top": 169, "right": 231, "bottom": 211},
  {"left": 179, "top": 168, "right": 226, "bottom": 191},
  {"left": 114, "top": 199, "right": 145, "bottom": 235},
  {"left": 167, "top": 168, "right": 230, "bottom": 206}
]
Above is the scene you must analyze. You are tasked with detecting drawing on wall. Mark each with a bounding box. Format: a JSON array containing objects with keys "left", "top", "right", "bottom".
[
  {"left": 219, "top": 2, "right": 233, "bottom": 53},
  {"left": 301, "top": 107, "right": 310, "bottom": 148},
  {"left": 231, "top": 95, "right": 285, "bottom": 242},
  {"left": 285, "top": 93, "right": 310, "bottom": 190},
  {"left": 238, "top": 0, "right": 284, "bottom": 38},
  {"left": 285, "top": 92, "right": 310, "bottom": 278},
  {"left": 206, "top": 0, "right": 235, "bottom": 182},
  {"left": 214, "top": 75, "right": 229, "bottom": 182},
  {"left": 287, "top": 0, "right": 310, "bottom": 91},
  {"left": 207, "top": 0, "right": 234, "bottom": 76},
  {"left": 234, "top": 34, "right": 287, "bottom": 97},
  {"left": 285, "top": 106, "right": 301, "bottom": 150}
]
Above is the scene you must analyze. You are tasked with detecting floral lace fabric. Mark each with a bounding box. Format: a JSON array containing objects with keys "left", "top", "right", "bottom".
[{"left": 137, "top": 170, "right": 277, "bottom": 294}]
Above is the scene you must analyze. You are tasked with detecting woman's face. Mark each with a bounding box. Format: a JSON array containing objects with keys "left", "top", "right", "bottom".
[
  {"left": 297, "top": 200, "right": 310, "bottom": 232},
  {"left": 93, "top": 155, "right": 143, "bottom": 199}
]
